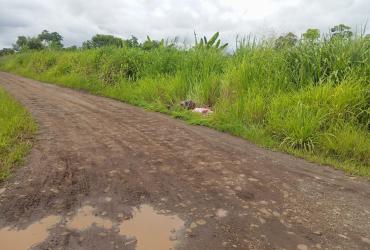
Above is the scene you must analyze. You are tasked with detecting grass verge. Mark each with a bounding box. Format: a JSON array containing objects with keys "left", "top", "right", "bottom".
[{"left": 0, "top": 86, "right": 37, "bottom": 181}]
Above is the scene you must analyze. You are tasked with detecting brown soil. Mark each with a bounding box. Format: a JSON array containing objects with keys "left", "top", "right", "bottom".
[{"left": 0, "top": 71, "right": 369, "bottom": 250}]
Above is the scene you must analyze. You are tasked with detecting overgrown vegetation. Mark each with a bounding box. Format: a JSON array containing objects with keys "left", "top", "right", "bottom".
[
  {"left": 0, "top": 25, "right": 369, "bottom": 176},
  {"left": 0, "top": 87, "right": 37, "bottom": 181}
]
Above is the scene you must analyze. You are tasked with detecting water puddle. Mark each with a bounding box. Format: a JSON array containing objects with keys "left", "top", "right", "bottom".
[
  {"left": 66, "top": 205, "right": 113, "bottom": 231},
  {"left": 119, "top": 204, "right": 184, "bottom": 250},
  {"left": 0, "top": 215, "right": 61, "bottom": 250},
  {"left": 0, "top": 204, "right": 184, "bottom": 250}
]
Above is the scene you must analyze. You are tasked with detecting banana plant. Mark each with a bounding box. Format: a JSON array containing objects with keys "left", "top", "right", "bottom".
[{"left": 194, "top": 32, "right": 228, "bottom": 50}]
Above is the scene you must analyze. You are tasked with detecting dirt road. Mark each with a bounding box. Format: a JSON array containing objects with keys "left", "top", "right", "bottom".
[{"left": 0, "top": 72, "right": 369, "bottom": 250}]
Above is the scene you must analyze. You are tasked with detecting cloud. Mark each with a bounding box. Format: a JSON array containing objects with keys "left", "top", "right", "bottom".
[{"left": 0, "top": 0, "right": 369, "bottom": 48}]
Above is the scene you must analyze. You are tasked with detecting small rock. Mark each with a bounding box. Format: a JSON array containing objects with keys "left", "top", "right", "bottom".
[
  {"left": 361, "top": 237, "right": 370, "bottom": 244},
  {"left": 248, "top": 178, "right": 259, "bottom": 182},
  {"left": 105, "top": 197, "right": 112, "bottom": 202},
  {"left": 216, "top": 209, "right": 228, "bottom": 218},
  {"left": 109, "top": 170, "right": 118, "bottom": 175},
  {"left": 50, "top": 188, "right": 59, "bottom": 194},
  {"left": 190, "top": 222, "right": 198, "bottom": 229},
  {"left": 196, "top": 219, "right": 207, "bottom": 225},
  {"left": 297, "top": 244, "right": 308, "bottom": 250},
  {"left": 0, "top": 188, "right": 6, "bottom": 195},
  {"left": 125, "top": 238, "right": 137, "bottom": 246},
  {"left": 259, "top": 208, "right": 271, "bottom": 216},
  {"left": 313, "top": 231, "right": 322, "bottom": 236},
  {"left": 338, "top": 234, "right": 349, "bottom": 240},
  {"left": 169, "top": 235, "right": 177, "bottom": 241},
  {"left": 272, "top": 211, "right": 280, "bottom": 217},
  {"left": 179, "top": 203, "right": 187, "bottom": 207}
]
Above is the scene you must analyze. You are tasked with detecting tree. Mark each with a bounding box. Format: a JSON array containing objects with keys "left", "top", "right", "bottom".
[
  {"left": 12, "top": 30, "right": 62, "bottom": 51},
  {"left": 302, "top": 28, "right": 320, "bottom": 42},
  {"left": 330, "top": 24, "right": 353, "bottom": 39},
  {"left": 13, "top": 36, "right": 28, "bottom": 51},
  {"left": 27, "top": 37, "right": 43, "bottom": 50},
  {"left": 83, "top": 34, "right": 123, "bottom": 49},
  {"left": 0, "top": 48, "right": 15, "bottom": 57},
  {"left": 82, "top": 40, "right": 93, "bottom": 49},
  {"left": 38, "top": 30, "right": 63, "bottom": 49},
  {"left": 125, "top": 36, "right": 140, "bottom": 48},
  {"left": 275, "top": 32, "right": 298, "bottom": 49},
  {"left": 64, "top": 45, "right": 78, "bottom": 51},
  {"left": 12, "top": 36, "right": 43, "bottom": 51}
]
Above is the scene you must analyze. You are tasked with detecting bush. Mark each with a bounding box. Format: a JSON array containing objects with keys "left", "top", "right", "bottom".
[
  {"left": 319, "top": 124, "right": 370, "bottom": 167},
  {"left": 268, "top": 94, "right": 326, "bottom": 151}
]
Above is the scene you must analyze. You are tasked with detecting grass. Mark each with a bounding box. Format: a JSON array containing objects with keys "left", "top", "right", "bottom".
[
  {"left": 0, "top": 34, "right": 369, "bottom": 177},
  {"left": 0, "top": 86, "right": 37, "bottom": 181}
]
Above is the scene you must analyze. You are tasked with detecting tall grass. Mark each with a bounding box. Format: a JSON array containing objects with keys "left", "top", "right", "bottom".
[
  {"left": 0, "top": 87, "right": 37, "bottom": 181},
  {"left": 0, "top": 34, "right": 369, "bottom": 176}
]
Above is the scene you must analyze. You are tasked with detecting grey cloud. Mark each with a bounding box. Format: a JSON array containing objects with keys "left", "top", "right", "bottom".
[{"left": 0, "top": 0, "right": 369, "bottom": 48}]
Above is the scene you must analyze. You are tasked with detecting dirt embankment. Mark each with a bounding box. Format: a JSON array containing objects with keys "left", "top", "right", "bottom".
[{"left": 0, "top": 72, "right": 369, "bottom": 250}]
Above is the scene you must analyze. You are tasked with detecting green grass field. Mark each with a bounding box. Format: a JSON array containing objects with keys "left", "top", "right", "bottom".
[
  {"left": 0, "top": 33, "right": 369, "bottom": 177},
  {"left": 0, "top": 87, "right": 36, "bottom": 181}
]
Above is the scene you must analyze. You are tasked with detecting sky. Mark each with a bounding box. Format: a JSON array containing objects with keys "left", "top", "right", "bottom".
[{"left": 0, "top": 0, "right": 369, "bottom": 48}]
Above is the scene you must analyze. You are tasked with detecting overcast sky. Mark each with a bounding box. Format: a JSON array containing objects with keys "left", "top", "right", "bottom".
[{"left": 0, "top": 0, "right": 369, "bottom": 48}]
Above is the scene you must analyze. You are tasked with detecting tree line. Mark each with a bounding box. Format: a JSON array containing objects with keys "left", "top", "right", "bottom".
[{"left": 0, "top": 24, "right": 368, "bottom": 56}]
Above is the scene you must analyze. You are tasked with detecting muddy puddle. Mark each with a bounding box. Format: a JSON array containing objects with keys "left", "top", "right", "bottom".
[
  {"left": 67, "top": 205, "right": 113, "bottom": 230},
  {"left": 0, "top": 215, "right": 61, "bottom": 250},
  {"left": 66, "top": 204, "right": 184, "bottom": 250},
  {"left": 0, "top": 204, "right": 184, "bottom": 250},
  {"left": 119, "top": 204, "right": 184, "bottom": 250}
]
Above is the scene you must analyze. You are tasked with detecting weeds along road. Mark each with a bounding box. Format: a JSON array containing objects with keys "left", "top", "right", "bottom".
[{"left": 0, "top": 71, "right": 369, "bottom": 250}]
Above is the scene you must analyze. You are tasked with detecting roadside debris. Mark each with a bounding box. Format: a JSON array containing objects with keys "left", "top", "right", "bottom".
[
  {"left": 180, "top": 100, "right": 213, "bottom": 115},
  {"left": 192, "top": 107, "right": 213, "bottom": 114},
  {"left": 180, "top": 100, "right": 196, "bottom": 110}
]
